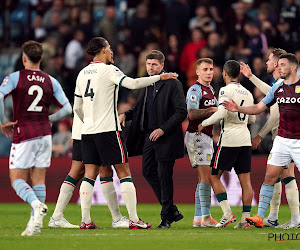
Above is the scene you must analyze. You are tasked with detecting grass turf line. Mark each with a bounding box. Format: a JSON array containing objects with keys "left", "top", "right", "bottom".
[{"left": 0, "top": 203, "right": 298, "bottom": 249}]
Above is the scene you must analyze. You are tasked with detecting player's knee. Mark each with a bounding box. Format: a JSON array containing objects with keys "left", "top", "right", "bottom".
[
  {"left": 68, "top": 170, "right": 84, "bottom": 181},
  {"left": 264, "top": 173, "right": 278, "bottom": 185},
  {"left": 99, "top": 166, "right": 113, "bottom": 177}
]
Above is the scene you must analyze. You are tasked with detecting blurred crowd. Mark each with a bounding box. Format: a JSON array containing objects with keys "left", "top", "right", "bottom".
[{"left": 1, "top": 0, "right": 300, "bottom": 157}]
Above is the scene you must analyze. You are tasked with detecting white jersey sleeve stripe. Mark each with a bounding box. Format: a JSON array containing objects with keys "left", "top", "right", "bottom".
[{"left": 119, "top": 76, "right": 127, "bottom": 87}]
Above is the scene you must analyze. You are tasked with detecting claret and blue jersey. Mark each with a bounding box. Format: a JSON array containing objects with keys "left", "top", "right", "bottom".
[
  {"left": 0, "top": 69, "right": 69, "bottom": 143},
  {"left": 262, "top": 79, "right": 300, "bottom": 139},
  {"left": 186, "top": 81, "right": 217, "bottom": 137}
]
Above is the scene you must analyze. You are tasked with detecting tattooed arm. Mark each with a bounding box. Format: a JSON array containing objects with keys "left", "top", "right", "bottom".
[{"left": 188, "top": 107, "right": 218, "bottom": 120}]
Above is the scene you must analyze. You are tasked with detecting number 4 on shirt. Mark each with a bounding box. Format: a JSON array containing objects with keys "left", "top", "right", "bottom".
[{"left": 85, "top": 79, "right": 94, "bottom": 101}]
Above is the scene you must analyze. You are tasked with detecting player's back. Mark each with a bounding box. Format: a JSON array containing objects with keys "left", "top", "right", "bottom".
[
  {"left": 76, "top": 61, "right": 125, "bottom": 134},
  {"left": 219, "top": 82, "right": 254, "bottom": 147},
  {"left": 12, "top": 69, "right": 55, "bottom": 143}
]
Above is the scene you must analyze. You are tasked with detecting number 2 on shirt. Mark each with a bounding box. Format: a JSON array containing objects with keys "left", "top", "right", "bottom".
[{"left": 85, "top": 79, "right": 94, "bottom": 101}]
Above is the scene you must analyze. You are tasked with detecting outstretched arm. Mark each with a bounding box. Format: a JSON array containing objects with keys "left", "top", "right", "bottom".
[
  {"left": 223, "top": 99, "right": 268, "bottom": 115},
  {"left": 121, "top": 73, "right": 178, "bottom": 90}
]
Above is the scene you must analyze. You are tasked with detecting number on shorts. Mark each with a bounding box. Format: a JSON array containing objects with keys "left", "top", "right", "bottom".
[
  {"left": 84, "top": 79, "right": 94, "bottom": 101},
  {"left": 237, "top": 100, "right": 246, "bottom": 121},
  {"left": 27, "top": 85, "right": 43, "bottom": 112}
]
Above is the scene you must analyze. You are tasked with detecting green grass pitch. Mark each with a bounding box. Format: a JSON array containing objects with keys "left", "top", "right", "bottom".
[{"left": 0, "top": 203, "right": 299, "bottom": 249}]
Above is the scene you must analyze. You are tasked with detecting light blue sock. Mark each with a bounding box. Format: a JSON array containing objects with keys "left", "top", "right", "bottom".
[
  {"left": 13, "top": 179, "right": 38, "bottom": 205},
  {"left": 200, "top": 183, "right": 211, "bottom": 216},
  {"left": 257, "top": 184, "right": 274, "bottom": 219},
  {"left": 194, "top": 183, "right": 202, "bottom": 217},
  {"left": 31, "top": 185, "right": 46, "bottom": 216}
]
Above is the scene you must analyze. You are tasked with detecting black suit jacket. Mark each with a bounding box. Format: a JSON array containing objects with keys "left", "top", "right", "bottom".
[{"left": 124, "top": 78, "right": 187, "bottom": 162}]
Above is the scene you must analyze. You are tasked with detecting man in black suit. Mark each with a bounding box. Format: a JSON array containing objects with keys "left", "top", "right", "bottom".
[{"left": 119, "top": 50, "right": 187, "bottom": 228}]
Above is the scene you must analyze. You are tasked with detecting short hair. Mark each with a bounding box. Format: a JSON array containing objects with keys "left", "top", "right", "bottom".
[
  {"left": 146, "top": 50, "right": 165, "bottom": 64},
  {"left": 87, "top": 37, "right": 107, "bottom": 56},
  {"left": 196, "top": 58, "right": 213, "bottom": 66},
  {"left": 223, "top": 60, "right": 240, "bottom": 78},
  {"left": 279, "top": 53, "right": 299, "bottom": 67},
  {"left": 22, "top": 40, "right": 43, "bottom": 64},
  {"left": 271, "top": 48, "right": 287, "bottom": 60}
]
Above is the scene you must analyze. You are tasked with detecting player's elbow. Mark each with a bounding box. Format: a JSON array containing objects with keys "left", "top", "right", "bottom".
[{"left": 65, "top": 102, "right": 72, "bottom": 115}]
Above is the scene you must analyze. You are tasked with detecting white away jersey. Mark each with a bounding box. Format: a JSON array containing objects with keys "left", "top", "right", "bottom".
[
  {"left": 74, "top": 61, "right": 126, "bottom": 134},
  {"left": 218, "top": 82, "right": 255, "bottom": 147}
]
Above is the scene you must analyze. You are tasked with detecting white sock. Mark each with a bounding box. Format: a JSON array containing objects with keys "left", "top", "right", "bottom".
[
  {"left": 219, "top": 200, "right": 232, "bottom": 218},
  {"left": 101, "top": 182, "right": 122, "bottom": 222},
  {"left": 241, "top": 212, "right": 250, "bottom": 223},
  {"left": 79, "top": 180, "right": 94, "bottom": 224},
  {"left": 120, "top": 180, "right": 139, "bottom": 222},
  {"left": 194, "top": 216, "right": 202, "bottom": 222},
  {"left": 285, "top": 179, "right": 300, "bottom": 224},
  {"left": 268, "top": 181, "right": 282, "bottom": 220},
  {"left": 52, "top": 183, "right": 75, "bottom": 220}
]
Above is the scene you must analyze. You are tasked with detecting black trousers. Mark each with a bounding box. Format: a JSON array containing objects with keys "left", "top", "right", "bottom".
[{"left": 142, "top": 135, "right": 177, "bottom": 220}]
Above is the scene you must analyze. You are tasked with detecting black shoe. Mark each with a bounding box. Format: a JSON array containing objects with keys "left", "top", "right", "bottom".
[
  {"left": 169, "top": 210, "right": 184, "bottom": 223},
  {"left": 157, "top": 219, "right": 171, "bottom": 229}
]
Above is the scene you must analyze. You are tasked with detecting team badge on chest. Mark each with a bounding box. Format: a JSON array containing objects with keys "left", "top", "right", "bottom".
[{"left": 295, "top": 86, "right": 300, "bottom": 93}]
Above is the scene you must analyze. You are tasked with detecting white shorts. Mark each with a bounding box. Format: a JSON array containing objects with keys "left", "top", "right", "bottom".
[
  {"left": 9, "top": 135, "right": 52, "bottom": 170},
  {"left": 185, "top": 131, "right": 214, "bottom": 168},
  {"left": 268, "top": 136, "right": 300, "bottom": 171}
]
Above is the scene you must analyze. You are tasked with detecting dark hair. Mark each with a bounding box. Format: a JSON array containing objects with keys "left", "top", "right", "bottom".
[
  {"left": 87, "top": 37, "right": 107, "bottom": 56},
  {"left": 279, "top": 53, "right": 299, "bottom": 67},
  {"left": 272, "top": 48, "right": 287, "bottom": 60},
  {"left": 196, "top": 58, "right": 213, "bottom": 66},
  {"left": 146, "top": 50, "right": 165, "bottom": 64},
  {"left": 223, "top": 60, "right": 240, "bottom": 78},
  {"left": 22, "top": 40, "right": 43, "bottom": 64}
]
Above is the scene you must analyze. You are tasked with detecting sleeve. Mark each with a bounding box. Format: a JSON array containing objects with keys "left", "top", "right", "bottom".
[
  {"left": 186, "top": 86, "right": 201, "bottom": 110},
  {"left": 48, "top": 102, "right": 72, "bottom": 123},
  {"left": 108, "top": 65, "right": 127, "bottom": 86},
  {"left": 217, "top": 86, "right": 231, "bottom": 105},
  {"left": 121, "top": 75, "right": 160, "bottom": 89},
  {"left": 50, "top": 76, "right": 70, "bottom": 107},
  {"left": 248, "top": 115, "right": 256, "bottom": 124},
  {"left": 0, "top": 93, "right": 5, "bottom": 124},
  {"left": 124, "top": 107, "right": 134, "bottom": 121},
  {"left": 247, "top": 94, "right": 256, "bottom": 124},
  {"left": 201, "top": 87, "right": 230, "bottom": 127},
  {"left": 202, "top": 105, "right": 227, "bottom": 127},
  {"left": 0, "top": 72, "right": 19, "bottom": 124},
  {"left": 0, "top": 72, "right": 19, "bottom": 96},
  {"left": 257, "top": 103, "right": 279, "bottom": 138},
  {"left": 261, "top": 83, "right": 281, "bottom": 107},
  {"left": 73, "top": 94, "right": 84, "bottom": 122},
  {"left": 74, "top": 77, "right": 82, "bottom": 98},
  {"left": 249, "top": 74, "right": 271, "bottom": 95}
]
